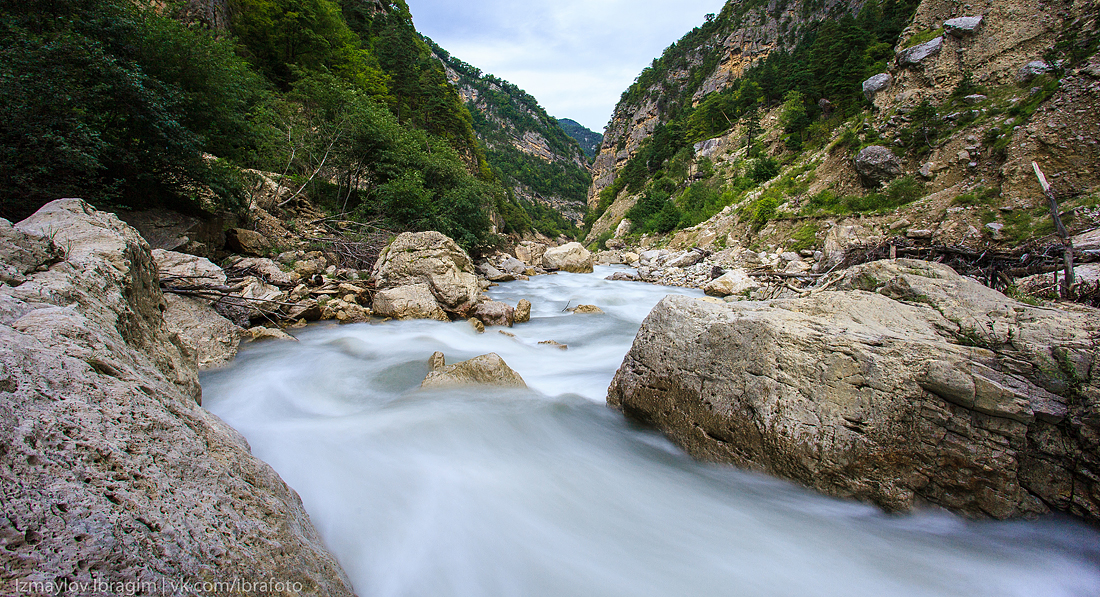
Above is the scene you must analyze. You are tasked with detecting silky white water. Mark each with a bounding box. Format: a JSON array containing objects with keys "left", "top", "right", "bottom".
[{"left": 202, "top": 266, "right": 1100, "bottom": 597}]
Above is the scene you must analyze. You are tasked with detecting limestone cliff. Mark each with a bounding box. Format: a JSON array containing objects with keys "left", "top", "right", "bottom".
[{"left": 0, "top": 200, "right": 354, "bottom": 595}]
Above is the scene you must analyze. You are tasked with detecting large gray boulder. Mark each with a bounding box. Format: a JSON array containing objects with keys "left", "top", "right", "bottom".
[
  {"left": 854, "top": 145, "right": 903, "bottom": 186},
  {"left": 862, "top": 73, "right": 893, "bottom": 103},
  {"left": 0, "top": 199, "right": 354, "bottom": 594},
  {"left": 372, "top": 283, "right": 450, "bottom": 321},
  {"left": 897, "top": 36, "right": 943, "bottom": 67},
  {"left": 515, "top": 241, "right": 548, "bottom": 267},
  {"left": 542, "top": 242, "right": 595, "bottom": 273},
  {"left": 608, "top": 259, "right": 1100, "bottom": 523},
  {"left": 372, "top": 231, "right": 480, "bottom": 316},
  {"left": 153, "top": 249, "right": 242, "bottom": 369}
]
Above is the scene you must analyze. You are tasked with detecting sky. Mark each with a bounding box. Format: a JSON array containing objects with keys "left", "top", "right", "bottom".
[{"left": 407, "top": 0, "right": 728, "bottom": 134}]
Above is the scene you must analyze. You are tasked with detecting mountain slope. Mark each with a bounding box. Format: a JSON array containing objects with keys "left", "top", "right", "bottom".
[
  {"left": 557, "top": 118, "right": 603, "bottom": 160},
  {"left": 429, "top": 40, "right": 590, "bottom": 232}
]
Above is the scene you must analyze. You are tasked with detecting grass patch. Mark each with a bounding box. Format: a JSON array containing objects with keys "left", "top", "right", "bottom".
[
  {"left": 788, "top": 223, "right": 819, "bottom": 251},
  {"left": 952, "top": 186, "right": 1000, "bottom": 207},
  {"left": 801, "top": 176, "right": 925, "bottom": 216},
  {"left": 902, "top": 28, "right": 944, "bottom": 49}
]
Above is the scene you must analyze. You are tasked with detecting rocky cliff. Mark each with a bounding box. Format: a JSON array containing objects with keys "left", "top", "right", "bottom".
[
  {"left": 0, "top": 200, "right": 354, "bottom": 595},
  {"left": 609, "top": 259, "right": 1100, "bottom": 522}
]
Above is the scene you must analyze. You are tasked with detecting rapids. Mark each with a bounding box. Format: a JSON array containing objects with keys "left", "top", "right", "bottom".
[{"left": 202, "top": 266, "right": 1100, "bottom": 597}]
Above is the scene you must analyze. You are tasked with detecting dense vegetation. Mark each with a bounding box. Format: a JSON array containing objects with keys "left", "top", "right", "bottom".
[
  {"left": 429, "top": 39, "right": 586, "bottom": 239},
  {"left": 556, "top": 119, "right": 603, "bottom": 159},
  {"left": 587, "top": 0, "right": 922, "bottom": 240},
  {"left": 0, "top": 0, "right": 571, "bottom": 251}
]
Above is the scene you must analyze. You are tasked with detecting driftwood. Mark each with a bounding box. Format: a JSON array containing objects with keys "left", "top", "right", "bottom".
[{"left": 1034, "top": 162, "right": 1075, "bottom": 295}]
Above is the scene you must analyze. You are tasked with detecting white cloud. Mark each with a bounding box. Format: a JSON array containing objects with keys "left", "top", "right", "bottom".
[{"left": 408, "top": 0, "right": 726, "bottom": 132}]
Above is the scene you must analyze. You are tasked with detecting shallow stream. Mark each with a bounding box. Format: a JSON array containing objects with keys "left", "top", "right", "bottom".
[{"left": 203, "top": 266, "right": 1100, "bottom": 597}]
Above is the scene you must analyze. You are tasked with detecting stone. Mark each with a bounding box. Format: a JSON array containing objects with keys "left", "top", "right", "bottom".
[
  {"left": 372, "top": 231, "right": 480, "bottom": 315},
  {"left": 420, "top": 353, "right": 527, "bottom": 389},
  {"left": 152, "top": 249, "right": 226, "bottom": 286},
  {"left": 542, "top": 242, "right": 595, "bottom": 273},
  {"left": 500, "top": 257, "right": 527, "bottom": 276},
  {"left": 515, "top": 241, "right": 548, "bottom": 266},
  {"left": 468, "top": 317, "right": 486, "bottom": 333},
  {"left": 428, "top": 350, "right": 446, "bottom": 370},
  {"left": 238, "top": 276, "right": 286, "bottom": 319},
  {"left": 855, "top": 146, "right": 903, "bottom": 186},
  {"left": 244, "top": 325, "right": 297, "bottom": 342},
  {"left": 570, "top": 304, "right": 604, "bottom": 314},
  {"left": 224, "top": 227, "right": 271, "bottom": 256},
  {"left": 944, "top": 16, "right": 983, "bottom": 36},
  {"left": 862, "top": 73, "right": 893, "bottom": 103},
  {"left": 780, "top": 252, "right": 802, "bottom": 263},
  {"left": 0, "top": 218, "right": 58, "bottom": 286},
  {"left": 906, "top": 229, "right": 934, "bottom": 240},
  {"left": 703, "top": 269, "right": 758, "bottom": 297},
  {"left": 478, "top": 262, "right": 515, "bottom": 282},
  {"left": 514, "top": 299, "right": 532, "bottom": 323},
  {"left": 371, "top": 283, "right": 449, "bottom": 321},
  {"left": 614, "top": 219, "right": 632, "bottom": 238},
  {"left": 162, "top": 294, "right": 241, "bottom": 369},
  {"left": 473, "top": 300, "right": 515, "bottom": 327},
  {"left": 897, "top": 37, "right": 943, "bottom": 67},
  {"left": 621, "top": 252, "right": 640, "bottom": 265},
  {"left": 0, "top": 199, "right": 354, "bottom": 594},
  {"left": 539, "top": 340, "right": 568, "bottom": 350},
  {"left": 229, "top": 256, "right": 293, "bottom": 286},
  {"left": 818, "top": 224, "right": 871, "bottom": 272},
  {"left": 608, "top": 259, "right": 1100, "bottom": 522},
  {"left": 1018, "top": 60, "right": 1052, "bottom": 83},
  {"left": 963, "top": 94, "right": 988, "bottom": 105},
  {"left": 607, "top": 271, "right": 639, "bottom": 281},
  {"left": 286, "top": 298, "right": 323, "bottom": 322},
  {"left": 666, "top": 250, "right": 705, "bottom": 268}
]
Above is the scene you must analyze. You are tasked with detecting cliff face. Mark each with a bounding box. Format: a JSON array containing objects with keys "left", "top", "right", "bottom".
[
  {"left": 0, "top": 200, "right": 354, "bottom": 595},
  {"left": 588, "top": 0, "right": 867, "bottom": 213},
  {"left": 431, "top": 43, "right": 592, "bottom": 226}
]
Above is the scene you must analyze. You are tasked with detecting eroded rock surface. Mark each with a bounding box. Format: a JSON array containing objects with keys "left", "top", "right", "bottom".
[
  {"left": 542, "top": 242, "right": 594, "bottom": 273},
  {"left": 0, "top": 200, "right": 354, "bottom": 594},
  {"left": 421, "top": 352, "right": 527, "bottom": 389},
  {"left": 609, "top": 259, "right": 1100, "bottom": 522},
  {"left": 372, "top": 231, "right": 480, "bottom": 317}
]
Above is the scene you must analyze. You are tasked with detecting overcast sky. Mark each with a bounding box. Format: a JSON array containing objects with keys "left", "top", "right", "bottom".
[{"left": 407, "top": 0, "right": 727, "bottom": 134}]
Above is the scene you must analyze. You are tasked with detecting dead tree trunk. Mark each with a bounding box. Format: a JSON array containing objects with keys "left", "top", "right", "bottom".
[{"left": 1033, "top": 162, "right": 1074, "bottom": 296}]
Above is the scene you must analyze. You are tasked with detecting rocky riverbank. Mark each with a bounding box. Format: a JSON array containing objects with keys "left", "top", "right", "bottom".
[
  {"left": 608, "top": 258, "right": 1100, "bottom": 522},
  {"left": 0, "top": 200, "right": 354, "bottom": 595}
]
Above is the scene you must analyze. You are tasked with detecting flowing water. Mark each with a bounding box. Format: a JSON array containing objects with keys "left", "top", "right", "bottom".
[{"left": 202, "top": 266, "right": 1100, "bottom": 597}]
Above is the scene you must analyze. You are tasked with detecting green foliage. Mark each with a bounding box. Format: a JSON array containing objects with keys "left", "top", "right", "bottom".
[
  {"left": 750, "top": 157, "right": 781, "bottom": 183},
  {"left": 899, "top": 101, "right": 945, "bottom": 155},
  {"left": 556, "top": 118, "right": 603, "bottom": 159},
  {"left": 0, "top": 0, "right": 261, "bottom": 220},
  {"left": 624, "top": 189, "right": 680, "bottom": 235},
  {"left": 789, "top": 223, "right": 819, "bottom": 251},
  {"left": 952, "top": 186, "right": 999, "bottom": 207},
  {"left": 901, "top": 27, "right": 944, "bottom": 49},
  {"left": 802, "top": 176, "right": 924, "bottom": 216}
]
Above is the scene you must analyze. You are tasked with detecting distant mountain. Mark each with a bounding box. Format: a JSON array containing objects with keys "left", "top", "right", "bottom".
[
  {"left": 556, "top": 118, "right": 603, "bottom": 160},
  {"left": 426, "top": 38, "right": 590, "bottom": 231}
]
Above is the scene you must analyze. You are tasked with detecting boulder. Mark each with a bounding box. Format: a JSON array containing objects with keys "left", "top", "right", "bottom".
[
  {"left": 607, "top": 271, "right": 639, "bottom": 282},
  {"left": 420, "top": 352, "right": 527, "bottom": 389},
  {"left": 614, "top": 219, "right": 632, "bottom": 238},
  {"left": 703, "top": 269, "right": 758, "bottom": 297},
  {"left": 153, "top": 248, "right": 226, "bottom": 286},
  {"left": 897, "top": 36, "right": 943, "bottom": 67},
  {"left": 862, "top": 73, "right": 893, "bottom": 103},
  {"left": 570, "top": 304, "right": 604, "bottom": 314},
  {"left": 117, "top": 208, "right": 227, "bottom": 258},
  {"left": 666, "top": 250, "right": 705, "bottom": 268},
  {"left": 229, "top": 256, "right": 293, "bottom": 286},
  {"left": 854, "top": 145, "right": 903, "bottom": 186},
  {"left": 0, "top": 199, "right": 354, "bottom": 594},
  {"left": 473, "top": 300, "right": 515, "bottom": 327},
  {"left": 478, "top": 262, "right": 515, "bottom": 282},
  {"left": 238, "top": 276, "right": 287, "bottom": 319},
  {"left": 515, "top": 241, "right": 548, "bottom": 266},
  {"left": 0, "top": 218, "right": 59, "bottom": 286},
  {"left": 500, "top": 256, "right": 527, "bottom": 276},
  {"left": 372, "top": 283, "right": 449, "bottom": 321},
  {"left": 944, "top": 16, "right": 983, "bottom": 36},
  {"left": 514, "top": 299, "right": 532, "bottom": 323},
  {"left": 542, "top": 242, "right": 594, "bottom": 273},
  {"left": 609, "top": 259, "right": 1100, "bottom": 522},
  {"left": 225, "top": 227, "right": 271, "bottom": 256},
  {"left": 372, "top": 231, "right": 480, "bottom": 313},
  {"left": 244, "top": 325, "right": 297, "bottom": 342},
  {"left": 818, "top": 224, "right": 872, "bottom": 272},
  {"left": 162, "top": 293, "right": 241, "bottom": 369},
  {"left": 286, "top": 298, "right": 323, "bottom": 322},
  {"left": 1017, "top": 60, "right": 1052, "bottom": 83}
]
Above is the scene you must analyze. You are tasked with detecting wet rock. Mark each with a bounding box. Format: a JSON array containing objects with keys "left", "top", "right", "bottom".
[
  {"left": 473, "top": 300, "right": 515, "bottom": 327},
  {"left": 468, "top": 317, "right": 486, "bottom": 333},
  {"left": 229, "top": 256, "right": 293, "bottom": 286},
  {"left": 569, "top": 304, "right": 604, "bottom": 314},
  {"left": 372, "top": 231, "right": 480, "bottom": 315},
  {"left": 514, "top": 299, "right": 532, "bottom": 323},
  {"left": 539, "top": 340, "right": 568, "bottom": 350},
  {"left": 500, "top": 257, "right": 527, "bottom": 276},
  {"left": 244, "top": 326, "right": 297, "bottom": 342},
  {"left": 607, "top": 271, "right": 639, "bottom": 282},
  {"left": 372, "top": 283, "right": 449, "bottom": 321},
  {"left": 420, "top": 352, "right": 527, "bottom": 389}
]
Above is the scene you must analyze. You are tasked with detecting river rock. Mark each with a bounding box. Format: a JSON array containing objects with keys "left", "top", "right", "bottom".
[
  {"left": 225, "top": 227, "right": 271, "bottom": 256},
  {"left": 666, "top": 250, "right": 705, "bottom": 268},
  {"left": 818, "top": 224, "right": 873, "bottom": 272},
  {"left": 1018, "top": 60, "right": 1052, "bottom": 83},
  {"left": 608, "top": 259, "right": 1100, "bottom": 522},
  {"left": 372, "top": 283, "right": 449, "bottom": 321},
  {"left": 897, "top": 36, "right": 943, "bottom": 67},
  {"left": 514, "top": 299, "right": 532, "bottom": 323},
  {"left": 944, "top": 16, "right": 983, "bottom": 36},
  {"left": 0, "top": 199, "right": 355, "bottom": 594},
  {"left": 478, "top": 262, "right": 515, "bottom": 282},
  {"left": 703, "top": 269, "right": 757, "bottom": 297},
  {"left": 372, "top": 231, "right": 480, "bottom": 316},
  {"left": 238, "top": 276, "right": 286, "bottom": 319},
  {"left": 229, "top": 255, "right": 293, "bottom": 286},
  {"left": 862, "top": 73, "right": 893, "bottom": 103},
  {"left": 153, "top": 248, "right": 226, "bottom": 286},
  {"left": 421, "top": 352, "right": 527, "bottom": 389},
  {"left": 854, "top": 146, "right": 902, "bottom": 186},
  {"left": 500, "top": 256, "right": 527, "bottom": 276},
  {"left": 473, "top": 300, "right": 515, "bottom": 327},
  {"left": 542, "top": 242, "right": 595, "bottom": 273},
  {"left": 163, "top": 293, "right": 241, "bottom": 369},
  {"left": 515, "top": 241, "right": 548, "bottom": 266},
  {"left": 244, "top": 325, "right": 297, "bottom": 342},
  {"left": 570, "top": 304, "right": 604, "bottom": 314}
]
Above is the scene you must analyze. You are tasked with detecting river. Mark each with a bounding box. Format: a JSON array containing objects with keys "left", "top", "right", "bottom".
[{"left": 202, "top": 266, "right": 1100, "bottom": 597}]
